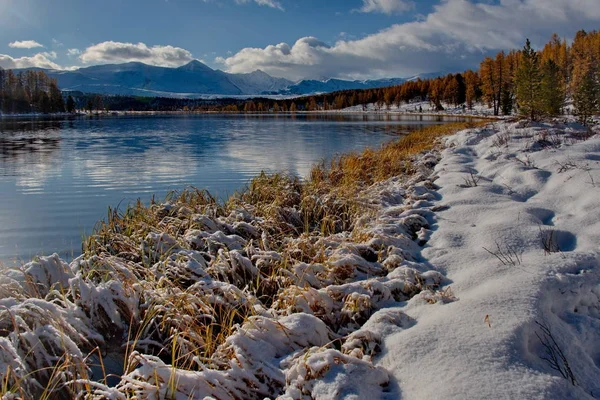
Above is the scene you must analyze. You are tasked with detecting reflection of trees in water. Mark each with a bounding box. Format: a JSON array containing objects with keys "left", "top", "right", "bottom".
[
  {"left": 0, "top": 118, "right": 68, "bottom": 133},
  {"left": 0, "top": 135, "right": 60, "bottom": 160},
  {"left": 0, "top": 120, "right": 62, "bottom": 172}
]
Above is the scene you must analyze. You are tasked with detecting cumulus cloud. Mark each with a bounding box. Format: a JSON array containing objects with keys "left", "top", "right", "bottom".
[
  {"left": 218, "top": 0, "right": 600, "bottom": 80},
  {"left": 235, "top": 0, "right": 284, "bottom": 10},
  {"left": 79, "top": 41, "right": 194, "bottom": 67},
  {"left": 8, "top": 40, "right": 44, "bottom": 49},
  {"left": 356, "top": 0, "right": 415, "bottom": 15},
  {"left": 0, "top": 52, "right": 61, "bottom": 69},
  {"left": 67, "top": 48, "right": 81, "bottom": 57}
]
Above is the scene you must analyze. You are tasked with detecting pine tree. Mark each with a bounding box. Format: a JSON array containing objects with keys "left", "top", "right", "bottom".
[
  {"left": 539, "top": 59, "right": 564, "bottom": 117},
  {"left": 572, "top": 67, "right": 598, "bottom": 124},
  {"left": 66, "top": 95, "right": 76, "bottom": 113},
  {"left": 49, "top": 82, "right": 65, "bottom": 113},
  {"left": 0, "top": 67, "right": 5, "bottom": 112},
  {"left": 86, "top": 98, "right": 94, "bottom": 114},
  {"left": 515, "top": 39, "right": 542, "bottom": 120}
]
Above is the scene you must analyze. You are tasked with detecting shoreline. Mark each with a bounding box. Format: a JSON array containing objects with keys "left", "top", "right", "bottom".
[
  {"left": 1, "top": 119, "right": 599, "bottom": 399},
  {"left": 0, "top": 121, "right": 478, "bottom": 398},
  {"left": 0, "top": 108, "right": 500, "bottom": 122}
]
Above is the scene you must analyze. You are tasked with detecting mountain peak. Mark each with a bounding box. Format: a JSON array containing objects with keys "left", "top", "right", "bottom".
[{"left": 179, "top": 60, "right": 213, "bottom": 72}]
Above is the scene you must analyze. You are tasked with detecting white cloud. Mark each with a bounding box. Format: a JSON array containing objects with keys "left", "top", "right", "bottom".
[
  {"left": 356, "top": 0, "right": 415, "bottom": 15},
  {"left": 8, "top": 40, "right": 44, "bottom": 49},
  {"left": 235, "top": 0, "right": 284, "bottom": 10},
  {"left": 0, "top": 52, "right": 61, "bottom": 69},
  {"left": 67, "top": 48, "right": 81, "bottom": 57},
  {"left": 218, "top": 0, "right": 600, "bottom": 80},
  {"left": 79, "top": 41, "right": 194, "bottom": 67}
]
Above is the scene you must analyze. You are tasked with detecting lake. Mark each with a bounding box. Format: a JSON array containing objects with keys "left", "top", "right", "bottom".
[{"left": 0, "top": 113, "right": 468, "bottom": 265}]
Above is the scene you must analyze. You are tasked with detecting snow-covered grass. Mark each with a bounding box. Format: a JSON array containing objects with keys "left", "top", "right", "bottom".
[
  {"left": 1, "top": 119, "right": 599, "bottom": 399},
  {"left": 0, "top": 121, "right": 479, "bottom": 399}
]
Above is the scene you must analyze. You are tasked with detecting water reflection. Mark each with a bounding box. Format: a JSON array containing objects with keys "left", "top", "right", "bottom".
[{"left": 0, "top": 114, "right": 469, "bottom": 264}]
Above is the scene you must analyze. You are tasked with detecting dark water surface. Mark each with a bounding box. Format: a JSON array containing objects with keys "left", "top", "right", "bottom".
[{"left": 0, "top": 113, "right": 466, "bottom": 264}]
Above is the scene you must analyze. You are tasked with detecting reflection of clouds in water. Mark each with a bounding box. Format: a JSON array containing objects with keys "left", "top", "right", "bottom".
[
  {"left": 15, "top": 163, "right": 57, "bottom": 189},
  {"left": 223, "top": 129, "right": 317, "bottom": 179},
  {"left": 10, "top": 151, "right": 62, "bottom": 190},
  {"left": 0, "top": 115, "right": 457, "bottom": 264},
  {"left": 79, "top": 146, "right": 199, "bottom": 188}
]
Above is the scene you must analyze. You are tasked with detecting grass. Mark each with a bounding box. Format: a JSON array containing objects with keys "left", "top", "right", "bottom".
[{"left": 0, "top": 120, "right": 486, "bottom": 399}]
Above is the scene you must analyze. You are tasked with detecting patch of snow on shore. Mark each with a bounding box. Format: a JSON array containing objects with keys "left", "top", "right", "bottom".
[{"left": 378, "top": 121, "right": 600, "bottom": 399}]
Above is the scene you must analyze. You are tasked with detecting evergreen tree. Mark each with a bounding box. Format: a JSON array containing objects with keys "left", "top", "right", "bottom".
[
  {"left": 539, "top": 59, "right": 564, "bottom": 117},
  {"left": 86, "top": 98, "right": 94, "bottom": 113},
  {"left": 515, "top": 39, "right": 542, "bottom": 120},
  {"left": 49, "top": 82, "right": 65, "bottom": 113},
  {"left": 0, "top": 67, "right": 4, "bottom": 112},
  {"left": 40, "top": 92, "right": 51, "bottom": 114},
  {"left": 66, "top": 95, "right": 76, "bottom": 113},
  {"left": 572, "top": 67, "right": 598, "bottom": 124}
]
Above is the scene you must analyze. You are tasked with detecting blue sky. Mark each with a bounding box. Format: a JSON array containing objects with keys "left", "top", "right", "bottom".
[{"left": 1, "top": 0, "right": 599, "bottom": 80}]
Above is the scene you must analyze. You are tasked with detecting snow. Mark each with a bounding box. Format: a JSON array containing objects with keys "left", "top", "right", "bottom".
[
  {"left": 340, "top": 100, "right": 500, "bottom": 117},
  {"left": 378, "top": 120, "right": 600, "bottom": 399},
  {"left": 0, "top": 119, "right": 599, "bottom": 399}
]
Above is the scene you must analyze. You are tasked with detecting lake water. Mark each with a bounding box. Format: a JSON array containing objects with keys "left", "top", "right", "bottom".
[{"left": 0, "top": 113, "right": 467, "bottom": 265}]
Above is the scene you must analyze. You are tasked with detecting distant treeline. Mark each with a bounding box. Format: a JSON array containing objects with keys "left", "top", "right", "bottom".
[
  {"left": 0, "top": 69, "right": 75, "bottom": 114},
  {"left": 67, "top": 92, "right": 239, "bottom": 113},
  {"left": 182, "top": 29, "right": 597, "bottom": 123},
  {"left": 6, "top": 29, "right": 598, "bottom": 123},
  {"left": 221, "top": 30, "right": 598, "bottom": 123}
]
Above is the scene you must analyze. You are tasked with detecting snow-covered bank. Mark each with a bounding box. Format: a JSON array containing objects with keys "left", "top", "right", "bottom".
[
  {"left": 0, "top": 123, "right": 465, "bottom": 399},
  {"left": 339, "top": 101, "right": 499, "bottom": 118},
  {"left": 379, "top": 120, "right": 600, "bottom": 399},
  {"left": 0, "top": 119, "right": 599, "bottom": 399}
]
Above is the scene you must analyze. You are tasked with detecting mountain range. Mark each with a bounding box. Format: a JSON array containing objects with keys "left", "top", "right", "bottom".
[{"left": 17, "top": 60, "right": 436, "bottom": 98}]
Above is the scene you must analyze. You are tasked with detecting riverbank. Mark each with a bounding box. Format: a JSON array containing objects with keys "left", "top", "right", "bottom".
[{"left": 1, "top": 119, "right": 599, "bottom": 399}]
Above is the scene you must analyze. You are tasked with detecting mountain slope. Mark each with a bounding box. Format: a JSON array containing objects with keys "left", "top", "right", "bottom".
[
  {"left": 282, "top": 77, "right": 409, "bottom": 95},
  {"left": 15, "top": 61, "right": 439, "bottom": 98}
]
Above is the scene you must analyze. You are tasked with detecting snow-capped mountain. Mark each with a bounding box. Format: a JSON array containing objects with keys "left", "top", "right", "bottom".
[
  {"left": 225, "top": 69, "right": 293, "bottom": 95},
  {"left": 17, "top": 61, "right": 437, "bottom": 98},
  {"left": 281, "top": 77, "right": 409, "bottom": 95}
]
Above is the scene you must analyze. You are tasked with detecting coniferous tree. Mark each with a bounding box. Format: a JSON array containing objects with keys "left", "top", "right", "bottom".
[
  {"left": 464, "top": 70, "right": 480, "bottom": 110},
  {"left": 539, "top": 59, "right": 564, "bottom": 117},
  {"left": 49, "top": 82, "right": 65, "bottom": 113},
  {"left": 572, "top": 67, "right": 598, "bottom": 124},
  {"left": 480, "top": 57, "right": 500, "bottom": 115},
  {"left": 0, "top": 67, "right": 4, "bottom": 112},
  {"left": 515, "top": 39, "right": 542, "bottom": 120},
  {"left": 86, "top": 98, "right": 94, "bottom": 113},
  {"left": 66, "top": 95, "right": 76, "bottom": 113}
]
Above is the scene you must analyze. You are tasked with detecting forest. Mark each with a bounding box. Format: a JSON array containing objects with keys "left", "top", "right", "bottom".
[
  {"left": 0, "top": 69, "right": 76, "bottom": 114},
  {"left": 1, "top": 29, "right": 599, "bottom": 123},
  {"left": 179, "top": 29, "right": 595, "bottom": 123},
  {"left": 230, "top": 30, "right": 600, "bottom": 123}
]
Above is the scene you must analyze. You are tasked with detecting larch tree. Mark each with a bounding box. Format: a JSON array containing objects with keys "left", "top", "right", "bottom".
[
  {"left": 480, "top": 57, "right": 500, "bottom": 115},
  {"left": 464, "top": 70, "right": 480, "bottom": 110}
]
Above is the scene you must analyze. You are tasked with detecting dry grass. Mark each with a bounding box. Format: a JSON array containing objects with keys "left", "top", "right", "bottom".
[{"left": 0, "top": 120, "right": 485, "bottom": 399}]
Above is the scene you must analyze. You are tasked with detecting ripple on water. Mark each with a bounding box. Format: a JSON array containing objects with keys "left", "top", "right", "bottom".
[{"left": 0, "top": 114, "right": 471, "bottom": 263}]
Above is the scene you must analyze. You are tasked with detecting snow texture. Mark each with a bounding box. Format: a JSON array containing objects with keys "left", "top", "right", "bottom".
[
  {"left": 0, "top": 120, "right": 599, "bottom": 399},
  {"left": 378, "top": 120, "right": 600, "bottom": 399}
]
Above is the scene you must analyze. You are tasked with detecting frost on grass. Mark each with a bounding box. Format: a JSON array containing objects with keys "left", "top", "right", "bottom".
[{"left": 0, "top": 129, "right": 454, "bottom": 398}]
